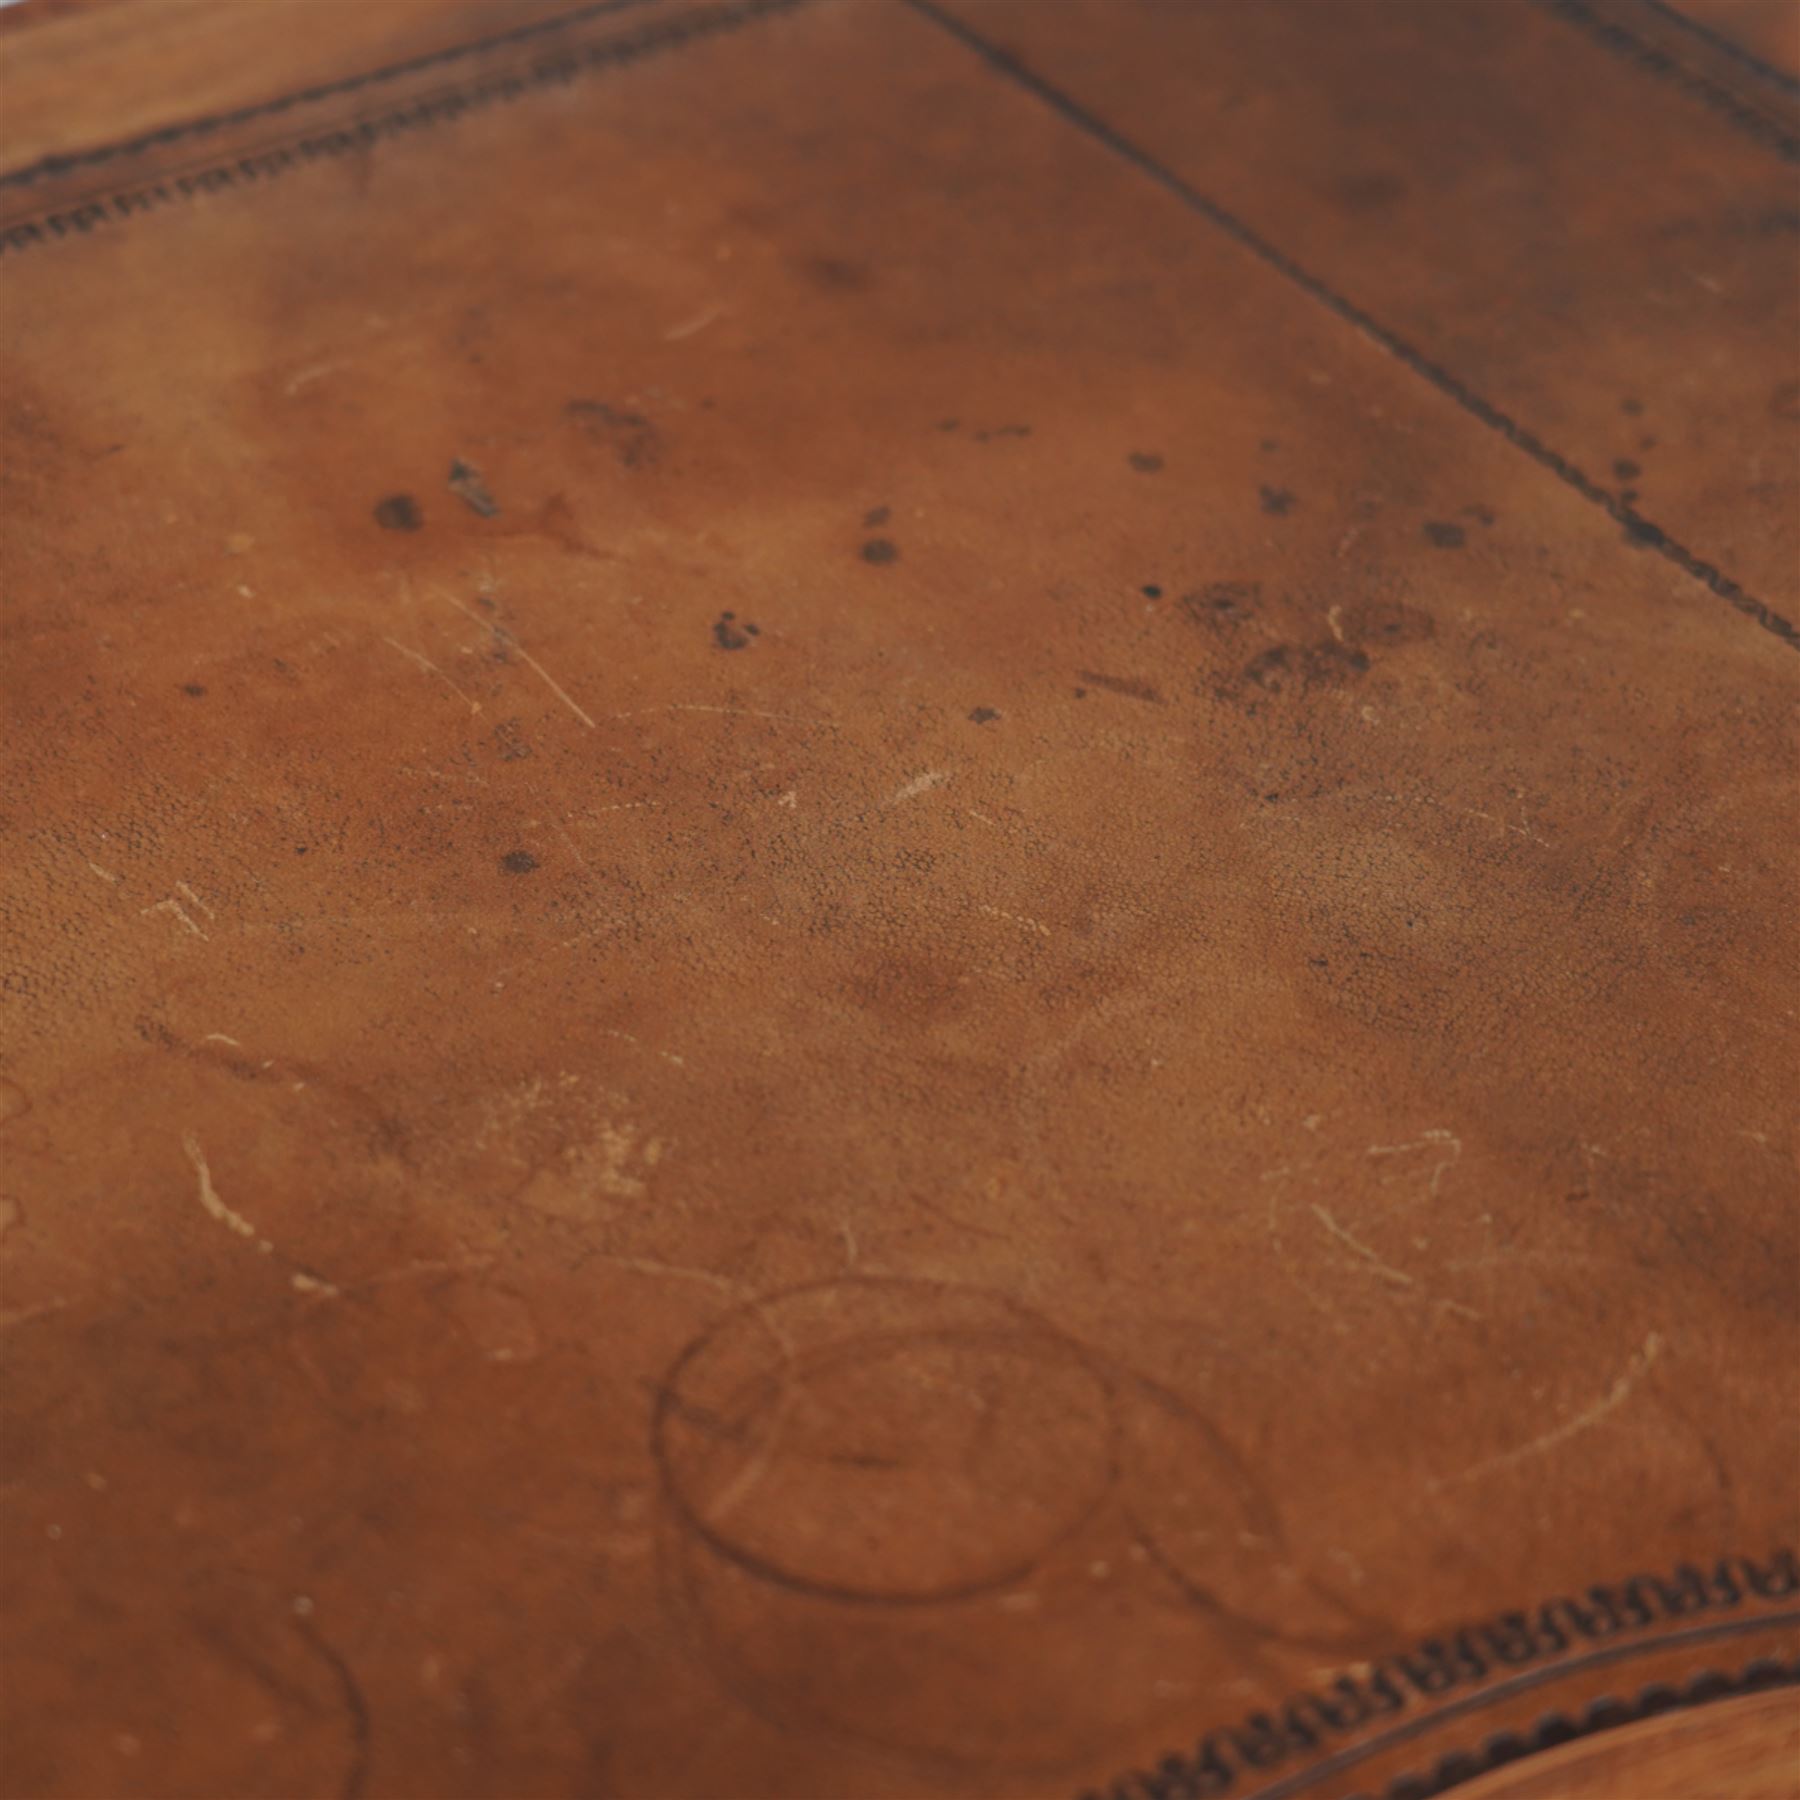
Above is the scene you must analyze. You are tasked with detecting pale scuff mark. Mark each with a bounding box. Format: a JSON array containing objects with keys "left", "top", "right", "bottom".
[
  {"left": 201, "top": 1033, "right": 243, "bottom": 1047},
  {"left": 86, "top": 859, "right": 120, "bottom": 884},
  {"left": 1312, "top": 1203, "right": 1415, "bottom": 1291},
  {"left": 182, "top": 1133, "right": 338, "bottom": 1295},
  {"left": 887, "top": 769, "right": 949, "bottom": 807},
  {"left": 1434, "top": 1333, "right": 1665, "bottom": 1489},
  {"left": 384, "top": 637, "right": 481, "bottom": 713},
  {"left": 142, "top": 898, "right": 207, "bottom": 940},
  {"left": 174, "top": 882, "right": 214, "bottom": 918},
  {"left": 284, "top": 359, "right": 349, "bottom": 397},
  {"left": 663, "top": 304, "right": 724, "bottom": 342},
  {"left": 979, "top": 904, "right": 1051, "bottom": 937},
  {"left": 183, "top": 1132, "right": 271, "bottom": 1251},
  {"left": 439, "top": 588, "right": 595, "bottom": 730},
  {"left": 1367, "top": 1128, "right": 1462, "bottom": 1197},
  {"left": 1311, "top": 1204, "right": 1481, "bottom": 1321}
]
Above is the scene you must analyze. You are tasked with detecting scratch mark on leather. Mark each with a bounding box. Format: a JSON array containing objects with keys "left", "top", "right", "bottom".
[
  {"left": 382, "top": 637, "right": 482, "bottom": 713},
  {"left": 183, "top": 1130, "right": 273, "bottom": 1250},
  {"left": 439, "top": 588, "right": 596, "bottom": 729},
  {"left": 1311, "top": 1202, "right": 1416, "bottom": 1290},
  {"left": 182, "top": 1132, "right": 341, "bottom": 1296},
  {"left": 1367, "top": 1128, "right": 1463, "bottom": 1197},
  {"left": 1435, "top": 1332, "right": 1665, "bottom": 1489},
  {"left": 141, "top": 896, "right": 208, "bottom": 939}
]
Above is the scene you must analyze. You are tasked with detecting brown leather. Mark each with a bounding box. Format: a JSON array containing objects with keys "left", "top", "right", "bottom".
[{"left": 1, "top": 3, "right": 1796, "bottom": 1797}]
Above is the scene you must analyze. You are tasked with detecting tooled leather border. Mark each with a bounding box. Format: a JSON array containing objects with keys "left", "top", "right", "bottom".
[
  {"left": 0, "top": 0, "right": 813, "bottom": 253},
  {"left": 1362, "top": 1653, "right": 1800, "bottom": 1800},
  {"left": 1079, "top": 1549, "right": 1800, "bottom": 1800}
]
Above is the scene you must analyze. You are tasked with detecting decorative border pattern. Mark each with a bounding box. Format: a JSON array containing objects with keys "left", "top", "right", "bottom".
[
  {"left": 0, "top": 0, "right": 810, "bottom": 255},
  {"left": 1539, "top": 0, "right": 1800, "bottom": 163},
  {"left": 1078, "top": 1550, "right": 1800, "bottom": 1800},
  {"left": 1364, "top": 1654, "right": 1800, "bottom": 1800},
  {"left": 0, "top": 0, "right": 658, "bottom": 194}
]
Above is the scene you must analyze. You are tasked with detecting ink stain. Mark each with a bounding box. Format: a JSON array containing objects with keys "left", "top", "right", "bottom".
[
  {"left": 567, "top": 400, "right": 659, "bottom": 468},
  {"left": 1184, "top": 581, "right": 1261, "bottom": 626},
  {"left": 500, "top": 850, "right": 540, "bottom": 875},
  {"left": 448, "top": 458, "right": 501, "bottom": 517},
  {"left": 968, "top": 706, "right": 1000, "bottom": 725},
  {"left": 1141, "top": 584, "right": 1162, "bottom": 599},
  {"left": 1077, "top": 670, "right": 1164, "bottom": 705},
  {"left": 1127, "top": 452, "right": 1164, "bottom": 473},
  {"left": 1422, "top": 520, "right": 1466, "bottom": 549},
  {"left": 374, "top": 494, "right": 422, "bottom": 531},
  {"left": 1259, "top": 485, "right": 1297, "bottom": 516},
  {"left": 861, "top": 539, "right": 899, "bottom": 565},
  {"left": 863, "top": 505, "right": 892, "bottom": 528},
  {"left": 180, "top": 683, "right": 207, "bottom": 697},
  {"left": 1613, "top": 458, "right": 1641, "bottom": 482},
  {"left": 713, "top": 611, "right": 760, "bottom": 651}
]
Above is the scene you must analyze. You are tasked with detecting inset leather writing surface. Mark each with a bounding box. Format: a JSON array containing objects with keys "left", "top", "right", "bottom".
[{"left": 0, "top": 2, "right": 1795, "bottom": 1797}]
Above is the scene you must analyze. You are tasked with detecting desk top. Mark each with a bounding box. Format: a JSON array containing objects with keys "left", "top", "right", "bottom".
[{"left": 2, "top": 2, "right": 1796, "bottom": 1795}]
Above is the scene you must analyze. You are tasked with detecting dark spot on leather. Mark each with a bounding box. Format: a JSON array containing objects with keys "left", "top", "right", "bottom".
[
  {"left": 1184, "top": 581, "right": 1260, "bottom": 626},
  {"left": 1462, "top": 503, "right": 1497, "bottom": 525},
  {"left": 805, "top": 256, "right": 871, "bottom": 291},
  {"left": 1141, "top": 584, "right": 1162, "bottom": 598},
  {"left": 1077, "top": 671, "right": 1163, "bottom": 704},
  {"left": 447, "top": 457, "right": 500, "bottom": 517},
  {"left": 713, "top": 611, "right": 759, "bottom": 650},
  {"left": 492, "top": 719, "right": 532, "bottom": 761},
  {"left": 861, "top": 539, "right": 899, "bottom": 565},
  {"left": 180, "top": 682, "right": 207, "bottom": 697},
  {"left": 1127, "top": 451, "right": 1164, "bottom": 473},
  {"left": 1422, "top": 520, "right": 1465, "bottom": 548},
  {"left": 1613, "top": 458, "right": 1640, "bottom": 481},
  {"left": 968, "top": 706, "right": 1000, "bottom": 724},
  {"left": 1336, "top": 170, "right": 1406, "bottom": 210},
  {"left": 374, "top": 494, "right": 422, "bottom": 531},
  {"left": 1259, "top": 485, "right": 1297, "bottom": 516},
  {"left": 1342, "top": 600, "right": 1435, "bottom": 646},
  {"left": 500, "top": 850, "right": 539, "bottom": 875},
  {"left": 1241, "top": 640, "right": 1369, "bottom": 697},
  {"left": 567, "top": 400, "right": 658, "bottom": 468},
  {"left": 863, "top": 505, "right": 891, "bottom": 528}
]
